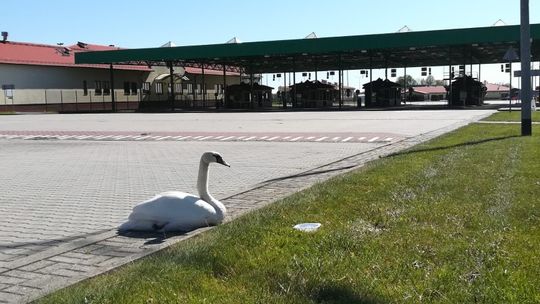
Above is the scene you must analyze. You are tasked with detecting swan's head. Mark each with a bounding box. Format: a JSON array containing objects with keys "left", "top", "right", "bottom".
[{"left": 202, "top": 152, "right": 230, "bottom": 167}]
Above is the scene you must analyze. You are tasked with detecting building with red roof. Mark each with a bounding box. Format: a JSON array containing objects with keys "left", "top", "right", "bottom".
[
  {"left": 483, "top": 83, "right": 510, "bottom": 100},
  {"left": 409, "top": 86, "right": 447, "bottom": 101},
  {"left": 0, "top": 35, "right": 240, "bottom": 112}
]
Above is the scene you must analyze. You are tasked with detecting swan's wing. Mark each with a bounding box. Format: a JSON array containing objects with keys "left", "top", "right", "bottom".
[{"left": 128, "top": 191, "right": 216, "bottom": 223}]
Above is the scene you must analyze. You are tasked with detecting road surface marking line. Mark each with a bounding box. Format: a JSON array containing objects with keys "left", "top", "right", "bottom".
[
  {"left": 358, "top": 137, "right": 366, "bottom": 141},
  {"left": 156, "top": 136, "right": 172, "bottom": 141},
  {"left": 342, "top": 137, "right": 353, "bottom": 142},
  {"left": 290, "top": 136, "right": 303, "bottom": 141},
  {"left": 259, "top": 136, "right": 268, "bottom": 140},
  {"left": 220, "top": 136, "right": 235, "bottom": 141},
  {"left": 315, "top": 137, "right": 328, "bottom": 142},
  {"left": 199, "top": 136, "right": 213, "bottom": 141},
  {"left": 267, "top": 136, "right": 280, "bottom": 141},
  {"left": 243, "top": 136, "right": 257, "bottom": 141},
  {"left": 214, "top": 136, "right": 224, "bottom": 139},
  {"left": 368, "top": 137, "right": 380, "bottom": 142},
  {"left": 306, "top": 136, "right": 315, "bottom": 140},
  {"left": 384, "top": 137, "right": 393, "bottom": 142}
]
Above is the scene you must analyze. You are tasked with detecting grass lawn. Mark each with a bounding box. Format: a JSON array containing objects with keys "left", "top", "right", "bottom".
[
  {"left": 38, "top": 123, "right": 540, "bottom": 304},
  {"left": 483, "top": 111, "right": 540, "bottom": 122}
]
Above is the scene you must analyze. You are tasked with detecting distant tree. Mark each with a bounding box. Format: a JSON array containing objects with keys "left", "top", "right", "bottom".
[
  {"left": 425, "top": 75, "right": 436, "bottom": 86},
  {"left": 396, "top": 75, "right": 418, "bottom": 87}
]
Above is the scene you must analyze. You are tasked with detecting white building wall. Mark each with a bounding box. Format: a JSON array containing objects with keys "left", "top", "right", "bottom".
[{"left": 0, "top": 63, "right": 148, "bottom": 105}]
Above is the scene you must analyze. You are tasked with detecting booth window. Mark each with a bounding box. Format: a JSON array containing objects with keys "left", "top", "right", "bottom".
[
  {"left": 131, "top": 82, "right": 138, "bottom": 95},
  {"left": 155, "top": 82, "right": 163, "bottom": 95},
  {"left": 142, "top": 82, "right": 150, "bottom": 94},
  {"left": 123, "top": 82, "right": 130, "bottom": 95}
]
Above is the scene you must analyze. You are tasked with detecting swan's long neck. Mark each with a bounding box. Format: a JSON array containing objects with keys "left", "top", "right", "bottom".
[{"left": 197, "top": 159, "right": 226, "bottom": 222}]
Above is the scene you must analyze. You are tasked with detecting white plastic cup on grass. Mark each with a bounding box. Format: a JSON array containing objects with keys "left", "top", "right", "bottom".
[{"left": 293, "top": 223, "right": 321, "bottom": 232}]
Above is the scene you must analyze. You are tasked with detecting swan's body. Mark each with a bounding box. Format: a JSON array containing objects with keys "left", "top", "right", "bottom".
[{"left": 119, "top": 152, "right": 230, "bottom": 232}]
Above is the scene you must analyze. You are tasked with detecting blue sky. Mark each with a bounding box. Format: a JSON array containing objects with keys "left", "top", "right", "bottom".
[{"left": 3, "top": 0, "right": 540, "bottom": 87}]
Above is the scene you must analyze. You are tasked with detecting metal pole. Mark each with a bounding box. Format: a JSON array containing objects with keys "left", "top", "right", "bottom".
[
  {"left": 403, "top": 66, "right": 407, "bottom": 103},
  {"left": 283, "top": 71, "right": 287, "bottom": 108},
  {"left": 520, "top": 0, "right": 532, "bottom": 135},
  {"left": 293, "top": 71, "right": 296, "bottom": 108},
  {"left": 202, "top": 64, "right": 206, "bottom": 107},
  {"left": 509, "top": 62, "right": 513, "bottom": 112},
  {"left": 110, "top": 64, "right": 116, "bottom": 112},
  {"left": 250, "top": 72, "right": 254, "bottom": 109},
  {"left": 222, "top": 64, "right": 227, "bottom": 109},
  {"left": 169, "top": 61, "right": 175, "bottom": 111}
]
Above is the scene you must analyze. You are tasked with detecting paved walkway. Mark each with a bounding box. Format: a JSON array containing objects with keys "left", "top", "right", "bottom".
[{"left": 0, "top": 110, "right": 493, "bottom": 303}]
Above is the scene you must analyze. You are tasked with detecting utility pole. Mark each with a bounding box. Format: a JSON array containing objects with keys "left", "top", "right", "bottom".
[{"left": 520, "top": 0, "right": 532, "bottom": 135}]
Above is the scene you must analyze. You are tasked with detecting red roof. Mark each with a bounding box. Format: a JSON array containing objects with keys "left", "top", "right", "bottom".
[
  {"left": 484, "top": 83, "right": 510, "bottom": 92},
  {"left": 412, "top": 86, "right": 446, "bottom": 94},
  {"left": 185, "top": 67, "right": 239, "bottom": 76},
  {"left": 0, "top": 41, "right": 151, "bottom": 71}
]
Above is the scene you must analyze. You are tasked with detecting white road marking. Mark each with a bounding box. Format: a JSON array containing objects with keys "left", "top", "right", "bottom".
[
  {"left": 156, "top": 136, "right": 172, "bottom": 141},
  {"left": 198, "top": 136, "right": 213, "bottom": 141},
  {"left": 243, "top": 136, "right": 257, "bottom": 141},
  {"left": 306, "top": 136, "right": 315, "bottom": 140},
  {"left": 214, "top": 136, "right": 224, "bottom": 139},
  {"left": 315, "top": 137, "right": 328, "bottom": 142},
  {"left": 290, "top": 136, "right": 303, "bottom": 141},
  {"left": 192, "top": 136, "right": 203, "bottom": 140},
  {"left": 342, "top": 137, "right": 353, "bottom": 142},
  {"left": 236, "top": 136, "right": 246, "bottom": 140},
  {"left": 368, "top": 137, "right": 380, "bottom": 142},
  {"left": 220, "top": 136, "right": 235, "bottom": 141},
  {"left": 267, "top": 136, "right": 280, "bottom": 141},
  {"left": 332, "top": 137, "right": 341, "bottom": 141},
  {"left": 384, "top": 137, "right": 393, "bottom": 142},
  {"left": 176, "top": 136, "right": 192, "bottom": 140},
  {"left": 113, "top": 135, "right": 131, "bottom": 140},
  {"left": 259, "top": 136, "right": 268, "bottom": 140},
  {"left": 357, "top": 137, "right": 366, "bottom": 141}
]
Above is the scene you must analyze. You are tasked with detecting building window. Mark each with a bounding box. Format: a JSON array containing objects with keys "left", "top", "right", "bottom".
[
  {"left": 183, "top": 83, "right": 193, "bottom": 94},
  {"left": 83, "top": 80, "right": 88, "bottom": 96},
  {"left": 196, "top": 84, "right": 202, "bottom": 94},
  {"left": 174, "top": 83, "right": 182, "bottom": 95},
  {"left": 123, "top": 82, "right": 130, "bottom": 95},
  {"left": 95, "top": 81, "right": 102, "bottom": 95},
  {"left": 103, "top": 81, "right": 110, "bottom": 95},
  {"left": 142, "top": 82, "right": 150, "bottom": 94},
  {"left": 155, "top": 82, "right": 163, "bottom": 95},
  {"left": 131, "top": 82, "right": 138, "bottom": 95}
]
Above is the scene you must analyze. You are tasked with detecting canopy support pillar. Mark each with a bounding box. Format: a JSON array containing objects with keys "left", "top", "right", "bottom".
[{"left": 109, "top": 64, "right": 116, "bottom": 112}]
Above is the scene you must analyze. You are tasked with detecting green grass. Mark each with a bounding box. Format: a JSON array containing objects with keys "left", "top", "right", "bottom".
[
  {"left": 38, "top": 123, "right": 540, "bottom": 304},
  {"left": 483, "top": 111, "right": 540, "bottom": 122}
]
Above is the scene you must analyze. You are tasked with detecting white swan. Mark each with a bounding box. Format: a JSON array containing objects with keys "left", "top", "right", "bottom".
[{"left": 118, "top": 152, "right": 230, "bottom": 232}]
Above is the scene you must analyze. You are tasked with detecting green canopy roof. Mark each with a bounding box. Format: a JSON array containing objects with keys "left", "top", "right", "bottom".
[{"left": 76, "top": 24, "right": 540, "bottom": 73}]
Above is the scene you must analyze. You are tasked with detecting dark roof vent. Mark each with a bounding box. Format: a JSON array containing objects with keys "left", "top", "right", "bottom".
[
  {"left": 1, "top": 32, "right": 8, "bottom": 42},
  {"left": 77, "top": 41, "right": 88, "bottom": 48},
  {"left": 57, "top": 47, "right": 71, "bottom": 56}
]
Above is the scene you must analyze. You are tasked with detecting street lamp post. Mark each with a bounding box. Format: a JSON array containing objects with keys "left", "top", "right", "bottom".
[{"left": 520, "top": 0, "right": 532, "bottom": 135}]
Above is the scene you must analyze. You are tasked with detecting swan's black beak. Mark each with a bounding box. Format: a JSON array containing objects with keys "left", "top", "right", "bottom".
[
  {"left": 219, "top": 159, "right": 231, "bottom": 167},
  {"left": 215, "top": 155, "right": 231, "bottom": 167}
]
